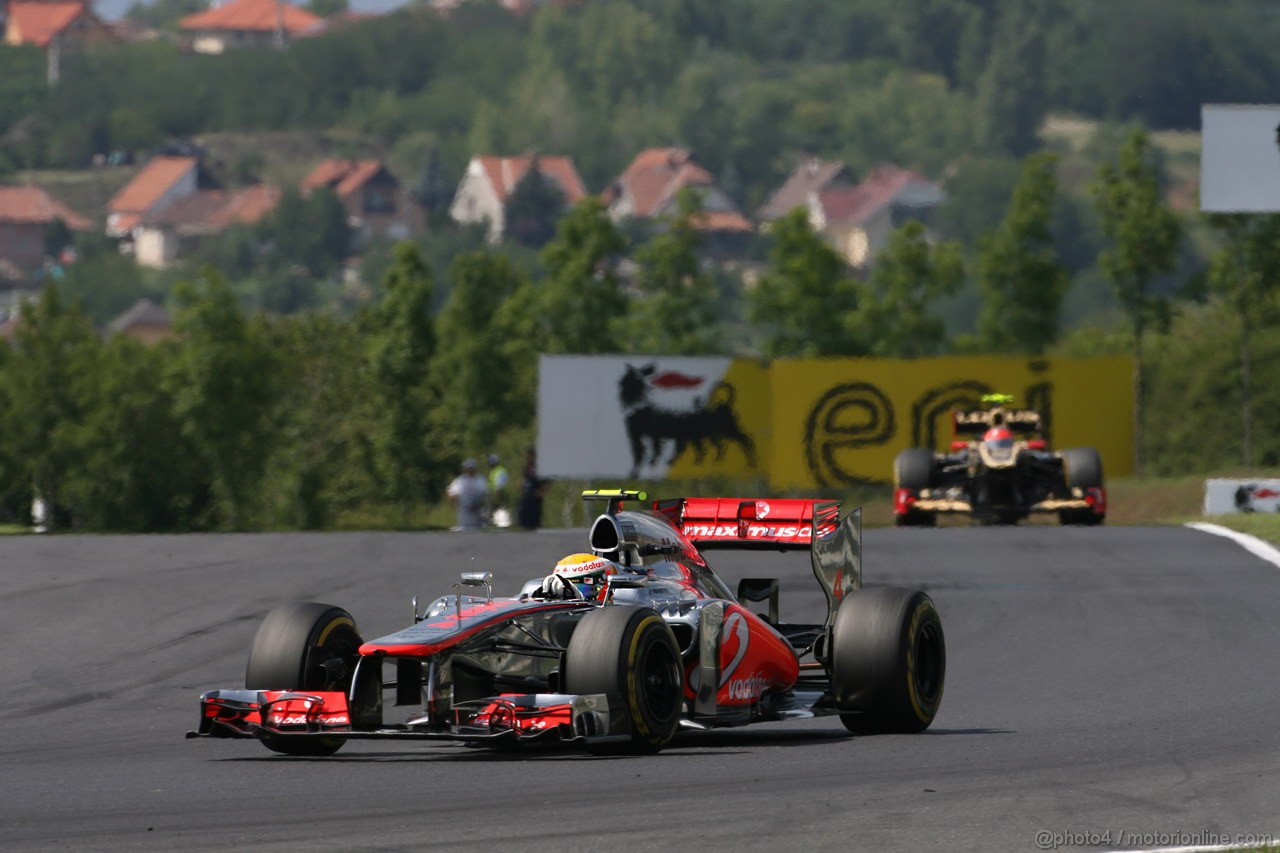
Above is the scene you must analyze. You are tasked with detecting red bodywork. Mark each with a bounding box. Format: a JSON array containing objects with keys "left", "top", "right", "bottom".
[
  {"left": 201, "top": 690, "right": 352, "bottom": 734},
  {"left": 684, "top": 601, "right": 800, "bottom": 705},
  {"left": 658, "top": 497, "right": 839, "bottom": 548}
]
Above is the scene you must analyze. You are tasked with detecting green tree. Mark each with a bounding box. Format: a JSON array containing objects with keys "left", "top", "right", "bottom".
[
  {"left": 749, "top": 208, "right": 863, "bottom": 358},
  {"left": 1145, "top": 300, "right": 1280, "bottom": 473},
  {"left": 1204, "top": 213, "right": 1280, "bottom": 468},
  {"left": 976, "top": 152, "right": 1069, "bottom": 354},
  {"left": 66, "top": 336, "right": 203, "bottom": 530},
  {"left": 259, "top": 187, "right": 351, "bottom": 278},
  {"left": 365, "top": 242, "right": 441, "bottom": 522},
  {"left": 166, "top": 269, "right": 279, "bottom": 528},
  {"left": 854, "top": 220, "right": 966, "bottom": 358},
  {"left": 973, "top": 7, "right": 1048, "bottom": 156},
  {"left": 667, "top": 60, "right": 735, "bottom": 178},
  {"left": 2, "top": 286, "right": 101, "bottom": 528},
  {"left": 56, "top": 252, "right": 164, "bottom": 326},
  {"left": 124, "top": 0, "right": 209, "bottom": 28},
  {"left": 411, "top": 143, "right": 452, "bottom": 218},
  {"left": 887, "top": 0, "right": 981, "bottom": 82},
  {"left": 306, "top": 0, "right": 348, "bottom": 17},
  {"left": 259, "top": 313, "right": 375, "bottom": 529},
  {"left": 529, "top": 197, "right": 629, "bottom": 353},
  {"left": 430, "top": 250, "right": 529, "bottom": 453},
  {"left": 628, "top": 190, "right": 722, "bottom": 355},
  {"left": 504, "top": 159, "right": 567, "bottom": 248},
  {"left": 1091, "top": 128, "right": 1182, "bottom": 474},
  {"left": 934, "top": 155, "right": 1023, "bottom": 248}
]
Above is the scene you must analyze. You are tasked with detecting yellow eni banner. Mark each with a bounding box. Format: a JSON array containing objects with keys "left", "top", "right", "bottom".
[
  {"left": 767, "top": 356, "right": 1134, "bottom": 488},
  {"left": 538, "top": 355, "right": 1133, "bottom": 486}
]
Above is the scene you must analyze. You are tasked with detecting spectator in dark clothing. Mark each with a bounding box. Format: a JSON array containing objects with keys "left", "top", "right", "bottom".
[{"left": 517, "top": 447, "right": 548, "bottom": 530}]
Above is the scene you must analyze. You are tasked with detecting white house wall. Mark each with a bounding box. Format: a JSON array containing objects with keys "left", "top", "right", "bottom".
[{"left": 450, "top": 160, "right": 505, "bottom": 242}]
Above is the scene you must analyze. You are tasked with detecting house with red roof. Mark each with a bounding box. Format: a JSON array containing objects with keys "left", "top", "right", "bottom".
[
  {"left": 0, "top": 184, "right": 92, "bottom": 282},
  {"left": 806, "top": 164, "right": 944, "bottom": 268},
  {"left": 107, "top": 298, "right": 174, "bottom": 344},
  {"left": 604, "top": 148, "right": 751, "bottom": 234},
  {"left": 758, "top": 158, "right": 857, "bottom": 223},
  {"left": 449, "top": 154, "right": 586, "bottom": 243},
  {"left": 300, "top": 159, "right": 423, "bottom": 249},
  {"left": 179, "top": 0, "right": 322, "bottom": 54},
  {"left": 133, "top": 184, "right": 280, "bottom": 269},
  {"left": 3, "top": 0, "right": 113, "bottom": 83},
  {"left": 106, "top": 156, "right": 201, "bottom": 239}
]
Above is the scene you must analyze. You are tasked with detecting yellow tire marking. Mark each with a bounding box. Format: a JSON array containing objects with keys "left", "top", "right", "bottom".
[
  {"left": 315, "top": 616, "right": 355, "bottom": 647},
  {"left": 627, "top": 615, "right": 666, "bottom": 743}
]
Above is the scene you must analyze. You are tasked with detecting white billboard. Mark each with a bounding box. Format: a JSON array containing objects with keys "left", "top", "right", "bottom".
[
  {"left": 1201, "top": 104, "right": 1280, "bottom": 212},
  {"left": 1204, "top": 478, "right": 1280, "bottom": 515},
  {"left": 538, "top": 355, "right": 744, "bottom": 479}
]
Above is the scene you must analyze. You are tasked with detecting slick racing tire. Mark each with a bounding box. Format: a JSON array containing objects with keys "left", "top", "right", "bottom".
[
  {"left": 831, "top": 588, "right": 945, "bottom": 734},
  {"left": 245, "top": 602, "right": 363, "bottom": 757},
  {"left": 893, "top": 448, "right": 937, "bottom": 527},
  {"left": 1060, "top": 447, "right": 1105, "bottom": 526},
  {"left": 564, "top": 605, "right": 682, "bottom": 754}
]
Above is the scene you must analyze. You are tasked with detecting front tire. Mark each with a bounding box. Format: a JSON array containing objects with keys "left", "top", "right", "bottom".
[
  {"left": 245, "top": 602, "right": 363, "bottom": 756},
  {"left": 1060, "top": 447, "right": 1105, "bottom": 525},
  {"left": 564, "top": 605, "right": 682, "bottom": 754},
  {"left": 894, "top": 449, "right": 937, "bottom": 527},
  {"left": 831, "top": 588, "right": 945, "bottom": 734}
]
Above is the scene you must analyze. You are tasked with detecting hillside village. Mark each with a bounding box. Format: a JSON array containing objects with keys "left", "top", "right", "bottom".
[
  {"left": 0, "top": 0, "right": 1273, "bottom": 537},
  {"left": 1, "top": 0, "right": 1215, "bottom": 338}
]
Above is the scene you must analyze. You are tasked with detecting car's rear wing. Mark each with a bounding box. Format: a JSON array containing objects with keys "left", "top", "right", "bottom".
[
  {"left": 652, "top": 497, "right": 841, "bottom": 550},
  {"left": 953, "top": 406, "right": 1043, "bottom": 437}
]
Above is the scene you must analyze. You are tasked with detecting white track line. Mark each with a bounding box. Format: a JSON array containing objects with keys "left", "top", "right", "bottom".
[
  {"left": 1186, "top": 522, "right": 1280, "bottom": 570},
  {"left": 1109, "top": 844, "right": 1276, "bottom": 853}
]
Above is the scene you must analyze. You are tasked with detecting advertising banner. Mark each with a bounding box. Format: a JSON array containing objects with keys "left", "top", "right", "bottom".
[
  {"left": 537, "top": 355, "right": 768, "bottom": 479},
  {"left": 1204, "top": 479, "right": 1280, "bottom": 515},
  {"left": 538, "top": 355, "right": 1133, "bottom": 486},
  {"left": 769, "top": 356, "right": 1134, "bottom": 488}
]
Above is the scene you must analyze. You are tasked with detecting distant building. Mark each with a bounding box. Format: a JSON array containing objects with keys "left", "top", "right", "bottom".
[
  {"left": 0, "top": 184, "right": 92, "bottom": 282},
  {"left": 758, "top": 158, "right": 857, "bottom": 223},
  {"left": 301, "top": 159, "right": 424, "bottom": 249},
  {"left": 107, "top": 298, "right": 174, "bottom": 344},
  {"left": 806, "top": 164, "right": 944, "bottom": 268},
  {"left": 179, "top": 0, "right": 322, "bottom": 54},
  {"left": 133, "top": 184, "right": 280, "bottom": 269},
  {"left": 449, "top": 154, "right": 586, "bottom": 243},
  {"left": 3, "top": 0, "right": 113, "bottom": 84},
  {"left": 106, "top": 156, "right": 201, "bottom": 239},
  {"left": 605, "top": 147, "right": 751, "bottom": 234}
]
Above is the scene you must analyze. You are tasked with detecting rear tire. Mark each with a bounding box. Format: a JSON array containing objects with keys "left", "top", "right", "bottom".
[
  {"left": 564, "top": 605, "right": 682, "bottom": 754},
  {"left": 831, "top": 588, "right": 945, "bottom": 734},
  {"left": 245, "top": 602, "right": 363, "bottom": 756},
  {"left": 894, "top": 449, "right": 937, "bottom": 527},
  {"left": 1060, "top": 447, "right": 1105, "bottom": 525}
]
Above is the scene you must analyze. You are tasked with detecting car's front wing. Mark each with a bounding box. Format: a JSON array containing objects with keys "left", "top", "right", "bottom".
[
  {"left": 906, "top": 492, "right": 1100, "bottom": 515},
  {"left": 186, "top": 688, "right": 620, "bottom": 746}
]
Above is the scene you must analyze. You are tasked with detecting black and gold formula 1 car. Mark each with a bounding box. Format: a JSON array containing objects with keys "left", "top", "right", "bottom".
[{"left": 892, "top": 396, "right": 1106, "bottom": 527}]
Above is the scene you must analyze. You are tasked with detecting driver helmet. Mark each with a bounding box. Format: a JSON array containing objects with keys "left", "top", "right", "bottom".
[
  {"left": 553, "top": 553, "right": 617, "bottom": 600},
  {"left": 983, "top": 426, "right": 1015, "bottom": 450}
]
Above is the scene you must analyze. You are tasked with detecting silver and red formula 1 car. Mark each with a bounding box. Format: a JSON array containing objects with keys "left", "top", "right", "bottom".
[{"left": 188, "top": 490, "right": 945, "bottom": 755}]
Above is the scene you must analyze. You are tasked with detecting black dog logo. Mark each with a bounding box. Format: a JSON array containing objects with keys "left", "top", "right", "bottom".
[{"left": 619, "top": 364, "right": 757, "bottom": 476}]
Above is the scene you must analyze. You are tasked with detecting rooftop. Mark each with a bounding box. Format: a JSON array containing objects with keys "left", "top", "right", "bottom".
[{"left": 179, "top": 0, "right": 323, "bottom": 34}]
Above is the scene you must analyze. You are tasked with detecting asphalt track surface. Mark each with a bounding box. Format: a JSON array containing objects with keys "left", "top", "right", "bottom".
[{"left": 2, "top": 524, "right": 1278, "bottom": 852}]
